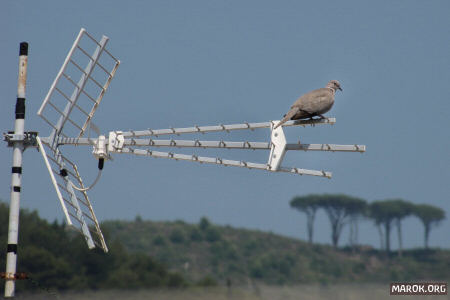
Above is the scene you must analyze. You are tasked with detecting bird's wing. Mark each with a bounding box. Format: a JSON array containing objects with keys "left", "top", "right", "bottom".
[
  {"left": 292, "top": 88, "right": 333, "bottom": 113},
  {"left": 274, "top": 107, "right": 300, "bottom": 129}
]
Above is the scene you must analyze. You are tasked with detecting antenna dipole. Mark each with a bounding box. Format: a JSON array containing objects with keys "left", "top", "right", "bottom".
[{"left": 4, "top": 42, "right": 28, "bottom": 298}]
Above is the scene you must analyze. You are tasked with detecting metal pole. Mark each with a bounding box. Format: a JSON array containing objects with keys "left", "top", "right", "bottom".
[{"left": 4, "top": 42, "right": 28, "bottom": 298}]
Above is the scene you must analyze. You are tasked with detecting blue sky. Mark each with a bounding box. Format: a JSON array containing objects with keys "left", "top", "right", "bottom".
[{"left": 1, "top": 1, "right": 449, "bottom": 249}]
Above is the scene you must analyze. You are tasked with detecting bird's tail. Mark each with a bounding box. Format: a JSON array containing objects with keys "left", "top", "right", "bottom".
[{"left": 274, "top": 108, "right": 298, "bottom": 129}]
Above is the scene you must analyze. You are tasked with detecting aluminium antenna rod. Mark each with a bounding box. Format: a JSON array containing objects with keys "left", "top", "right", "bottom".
[
  {"left": 4, "top": 42, "right": 28, "bottom": 298},
  {"left": 119, "top": 118, "right": 336, "bottom": 138}
]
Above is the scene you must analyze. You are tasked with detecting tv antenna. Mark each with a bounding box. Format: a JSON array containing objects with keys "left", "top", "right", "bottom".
[{"left": 3, "top": 28, "right": 365, "bottom": 297}]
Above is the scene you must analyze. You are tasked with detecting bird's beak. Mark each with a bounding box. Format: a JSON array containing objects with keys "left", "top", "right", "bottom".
[{"left": 338, "top": 87, "right": 343, "bottom": 91}]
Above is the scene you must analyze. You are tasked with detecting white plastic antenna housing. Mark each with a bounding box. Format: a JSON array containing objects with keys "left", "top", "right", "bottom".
[
  {"left": 268, "top": 121, "right": 287, "bottom": 171},
  {"left": 108, "top": 131, "right": 124, "bottom": 153},
  {"left": 93, "top": 135, "right": 108, "bottom": 160}
]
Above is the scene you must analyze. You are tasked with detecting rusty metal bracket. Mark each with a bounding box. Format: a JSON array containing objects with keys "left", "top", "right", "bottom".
[{"left": 0, "top": 272, "right": 29, "bottom": 280}]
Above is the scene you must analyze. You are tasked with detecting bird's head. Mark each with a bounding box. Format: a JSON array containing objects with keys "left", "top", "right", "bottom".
[{"left": 326, "top": 80, "right": 342, "bottom": 92}]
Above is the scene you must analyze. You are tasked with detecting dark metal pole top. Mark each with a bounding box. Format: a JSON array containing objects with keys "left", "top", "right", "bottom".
[{"left": 19, "top": 42, "right": 28, "bottom": 56}]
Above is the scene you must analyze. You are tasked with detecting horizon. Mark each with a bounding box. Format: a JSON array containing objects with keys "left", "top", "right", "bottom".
[{"left": 0, "top": 198, "right": 445, "bottom": 251}]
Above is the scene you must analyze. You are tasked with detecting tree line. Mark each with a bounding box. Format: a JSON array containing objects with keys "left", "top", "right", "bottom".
[
  {"left": 0, "top": 202, "right": 186, "bottom": 292},
  {"left": 290, "top": 194, "right": 445, "bottom": 254}
]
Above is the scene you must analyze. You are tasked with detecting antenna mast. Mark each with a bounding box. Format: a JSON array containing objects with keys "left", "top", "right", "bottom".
[{"left": 4, "top": 42, "right": 29, "bottom": 298}]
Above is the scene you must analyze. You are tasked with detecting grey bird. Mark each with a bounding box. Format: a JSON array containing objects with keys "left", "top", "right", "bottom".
[{"left": 274, "top": 80, "right": 342, "bottom": 129}]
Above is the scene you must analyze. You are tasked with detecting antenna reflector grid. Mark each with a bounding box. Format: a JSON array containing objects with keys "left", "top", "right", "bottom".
[
  {"left": 37, "top": 28, "right": 120, "bottom": 143},
  {"left": 36, "top": 137, "right": 108, "bottom": 252}
]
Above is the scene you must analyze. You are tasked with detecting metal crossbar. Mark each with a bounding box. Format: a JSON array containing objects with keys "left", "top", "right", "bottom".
[
  {"left": 44, "top": 136, "right": 365, "bottom": 153},
  {"left": 62, "top": 73, "right": 98, "bottom": 104},
  {"left": 120, "top": 139, "right": 365, "bottom": 152},
  {"left": 120, "top": 118, "right": 336, "bottom": 138},
  {"left": 114, "top": 147, "right": 332, "bottom": 178}
]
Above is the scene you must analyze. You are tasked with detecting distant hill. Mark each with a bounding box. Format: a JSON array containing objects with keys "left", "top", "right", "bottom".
[
  {"left": 1, "top": 200, "right": 449, "bottom": 294},
  {"left": 0, "top": 202, "right": 185, "bottom": 292},
  {"left": 103, "top": 217, "right": 450, "bottom": 285}
]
